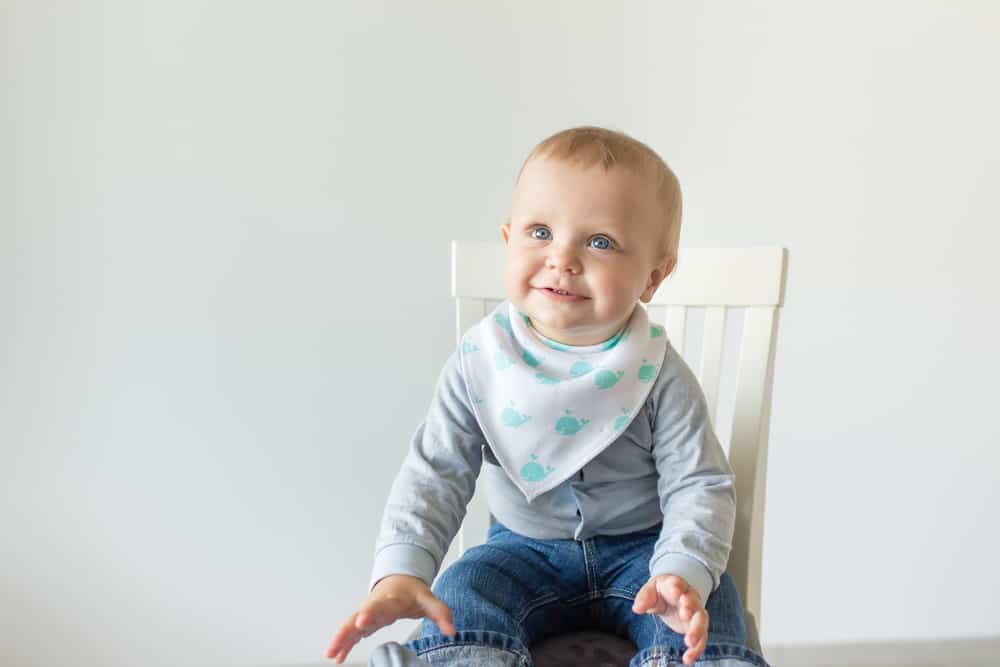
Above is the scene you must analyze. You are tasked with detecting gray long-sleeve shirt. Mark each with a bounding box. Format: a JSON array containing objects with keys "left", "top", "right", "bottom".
[{"left": 367, "top": 339, "right": 736, "bottom": 605}]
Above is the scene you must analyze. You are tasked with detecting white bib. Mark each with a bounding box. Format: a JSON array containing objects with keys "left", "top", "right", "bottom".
[{"left": 459, "top": 300, "right": 667, "bottom": 502}]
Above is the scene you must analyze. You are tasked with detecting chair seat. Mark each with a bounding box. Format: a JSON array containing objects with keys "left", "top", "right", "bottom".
[{"left": 530, "top": 630, "right": 638, "bottom": 667}]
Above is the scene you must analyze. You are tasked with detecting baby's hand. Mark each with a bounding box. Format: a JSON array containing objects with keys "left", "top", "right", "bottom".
[
  {"left": 325, "top": 574, "right": 456, "bottom": 664},
  {"left": 631, "top": 574, "right": 708, "bottom": 665}
]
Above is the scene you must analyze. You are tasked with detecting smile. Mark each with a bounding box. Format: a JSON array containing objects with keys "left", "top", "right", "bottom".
[{"left": 536, "top": 287, "right": 586, "bottom": 303}]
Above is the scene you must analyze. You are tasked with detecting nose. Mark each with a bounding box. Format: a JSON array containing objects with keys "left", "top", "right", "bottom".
[{"left": 545, "top": 245, "right": 582, "bottom": 275}]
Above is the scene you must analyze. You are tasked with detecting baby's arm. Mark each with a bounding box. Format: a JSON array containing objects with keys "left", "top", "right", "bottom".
[
  {"left": 365, "top": 349, "right": 486, "bottom": 590},
  {"left": 647, "top": 345, "right": 736, "bottom": 607},
  {"left": 638, "top": 349, "right": 733, "bottom": 666},
  {"left": 326, "top": 350, "right": 485, "bottom": 663}
]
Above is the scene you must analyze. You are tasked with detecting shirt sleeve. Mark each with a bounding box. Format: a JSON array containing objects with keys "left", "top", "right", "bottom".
[
  {"left": 367, "top": 349, "right": 486, "bottom": 592},
  {"left": 646, "top": 343, "right": 737, "bottom": 605}
]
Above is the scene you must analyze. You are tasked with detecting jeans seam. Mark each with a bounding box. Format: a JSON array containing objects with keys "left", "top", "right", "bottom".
[
  {"left": 582, "top": 538, "right": 599, "bottom": 594},
  {"left": 555, "top": 585, "right": 635, "bottom": 609},
  {"left": 596, "top": 587, "right": 639, "bottom": 600},
  {"left": 515, "top": 591, "right": 560, "bottom": 625}
]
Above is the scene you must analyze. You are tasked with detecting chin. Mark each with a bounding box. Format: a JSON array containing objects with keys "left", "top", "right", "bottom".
[{"left": 534, "top": 310, "right": 585, "bottom": 331}]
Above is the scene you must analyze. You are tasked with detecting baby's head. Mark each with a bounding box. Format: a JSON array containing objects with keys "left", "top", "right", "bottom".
[{"left": 500, "top": 126, "right": 682, "bottom": 346}]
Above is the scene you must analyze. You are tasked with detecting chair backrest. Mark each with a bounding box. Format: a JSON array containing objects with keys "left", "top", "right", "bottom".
[{"left": 451, "top": 240, "right": 786, "bottom": 645}]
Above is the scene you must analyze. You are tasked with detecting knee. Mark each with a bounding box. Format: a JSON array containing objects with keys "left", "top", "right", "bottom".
[
  {"left": 425, "top": 550, "right": 525, "bottom": 635},
  {"left": 431, "top": 562, "right": 495, "bottom": 622},
  {"left": 428, "top": 559, "right": 472, "bottom": 610},
  {"left": 431, "top": 548, "right": 506, "bottom": 607}
]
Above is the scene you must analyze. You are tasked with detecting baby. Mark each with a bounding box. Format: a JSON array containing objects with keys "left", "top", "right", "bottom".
[{"left": 326, "top": 127, "right": 769, "bottom": 667}]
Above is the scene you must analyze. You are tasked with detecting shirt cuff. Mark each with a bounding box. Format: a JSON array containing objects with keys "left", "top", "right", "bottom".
[
  {"left": 647, "top": 552, "right": 714, "bottom": 606},
  {"left": 368, "top": 543, "right": 438, "bottom": 592}
]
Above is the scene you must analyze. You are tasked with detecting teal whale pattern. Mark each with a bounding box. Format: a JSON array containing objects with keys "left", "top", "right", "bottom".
[
  {"left": 594, "top": 369, "right": 624, "bottom": 389},
  {"left": 501, "top": 401, "right": 531, "bottom": 427},
  {"left": 613, "top": 408, "right": 632, "bottom": 431},
  {"left": 520, "top": 453, "right": 555, "bottom": 482},
  {"left": 555, "top": 409, "right": 590, "bottom": 435},
  {"left": 638, "top": 359, "right": 658, "bottom": 383}
]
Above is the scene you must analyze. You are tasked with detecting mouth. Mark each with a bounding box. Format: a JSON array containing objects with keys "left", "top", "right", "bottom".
[{"left": 535, "top": 287, "right": 587, "bottom": 302}]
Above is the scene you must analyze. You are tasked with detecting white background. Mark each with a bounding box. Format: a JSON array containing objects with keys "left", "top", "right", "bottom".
[{"left": 2, "top": 2, "right": 998, "bottom": 666}]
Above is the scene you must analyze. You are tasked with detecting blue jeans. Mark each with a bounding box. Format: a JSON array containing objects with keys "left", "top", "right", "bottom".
[{"left": 369, "top": 520, "right": 769, "bottom": 666}]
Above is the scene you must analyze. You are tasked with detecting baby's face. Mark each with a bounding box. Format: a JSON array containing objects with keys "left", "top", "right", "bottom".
[{"left": 501, "top": 156, "right": 673, "bottom": 346}]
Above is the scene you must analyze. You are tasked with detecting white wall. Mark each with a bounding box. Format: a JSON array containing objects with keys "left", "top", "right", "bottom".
[{"left": 2, "top": 2, "right": 998, "bottom": 666}]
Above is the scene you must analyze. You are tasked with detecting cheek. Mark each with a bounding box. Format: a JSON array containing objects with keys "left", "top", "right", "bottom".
[
  {"left": 510, "top": 254, "right": 536, "bottom": 280},
  {"left": 591, "top": 264, "right": 626, "bottom": 289},
  {"left": 592, "top": 267, "right": 639, "bottom": 302},
  {"left": 505, "top": 258, "right": 529, "bottom": 293}
]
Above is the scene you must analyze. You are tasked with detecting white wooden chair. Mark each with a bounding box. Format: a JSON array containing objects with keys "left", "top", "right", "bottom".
[{"left": 405, "top": 241, "right": 786, "bottom": 663}]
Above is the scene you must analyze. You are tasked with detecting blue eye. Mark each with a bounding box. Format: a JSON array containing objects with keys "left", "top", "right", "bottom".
[
  {"left": 530, "top": 227, "right": 552, "bottom": 240},
  {"left": 589, "top": 235, "right": 612, "bottom": 250}
]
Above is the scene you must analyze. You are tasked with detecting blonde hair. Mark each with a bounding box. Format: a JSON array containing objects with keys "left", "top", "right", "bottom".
[{"left": 514, "top": 126, "right": 682, "bottom": 263}]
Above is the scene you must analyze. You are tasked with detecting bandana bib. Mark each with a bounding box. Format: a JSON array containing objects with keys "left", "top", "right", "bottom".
[{"left": 459, "top": 300, "right": 667, "bottom": 502}]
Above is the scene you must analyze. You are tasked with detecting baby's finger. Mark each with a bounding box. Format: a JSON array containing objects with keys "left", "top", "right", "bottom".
[
  {"left": 355, "top": 609, "right": 378, "bottom": 632},
  {"left": 637, "top": 583, "right": 669, "bottom": 615},
  {"left": 684, "top": 607, "right": 708, "bottom": 647},
  {"left": 657, "top": 575, "right": 688, "bottom": 606},
  {"left": 326, "top": 612, "right": 364, "bottom": 663},
  {"left": 335, "top": 623, "right": 378, "bottom": 665},
  {"left": 354, "top": 596, "right": 406, "bottom": 636},
  {"left": 682, "top": 609, "right": 709, "bottom": 665},
  {"left": 419, "top": 593, "right": 457, "bottom": 637},
  {"left": 678, "top": 589, "right": 702, "bottom": 622},
  {"left": 325, "top": 613, "right": 356, "bottom": 657},
  {"left": 682, "top": 588, "right": 702, "bottom": 610},
  {"left": 631, "top": 582, "right": 657, "bottom": 614}
]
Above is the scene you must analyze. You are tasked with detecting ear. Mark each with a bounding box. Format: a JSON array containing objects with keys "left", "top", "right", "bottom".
[
  {"left": 500, "top": 221, "right": 511, "bottom": 247},
  {"left": 640, "top": 255, "right": 677, "bottom": 303}
]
